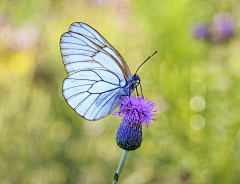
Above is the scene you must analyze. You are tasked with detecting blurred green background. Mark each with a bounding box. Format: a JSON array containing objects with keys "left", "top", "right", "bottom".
[{"left": 1, "top": 0, "right": 240, "bottom": 183}]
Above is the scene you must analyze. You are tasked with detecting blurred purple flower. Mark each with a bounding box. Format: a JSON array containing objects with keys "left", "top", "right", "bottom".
[
  {"left": 91, "top": 0, "right": 111, "bottom": 5},
  {"left": 193, "top": 12, "right": 235, "bottom": 44},
  {"left": 210, "top": 12, "right": 234, "bottom": 43},
  {"left": 192, "top": 22, "right": 210, "bottom": 40},
  {"left": 0, "top": 16, "right": 40, "bottom": 51},
  {"left": 115, "top": 95, "right": 157, "bottom": 150}
]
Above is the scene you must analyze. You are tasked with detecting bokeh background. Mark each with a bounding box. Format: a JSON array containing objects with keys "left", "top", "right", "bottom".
[{"left": 1, "top": 0, "right": 240, "bottom": 183}]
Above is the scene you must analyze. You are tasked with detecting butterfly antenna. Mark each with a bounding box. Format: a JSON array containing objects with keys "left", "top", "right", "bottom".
[{"left": 135, "top": 50, "right": 158, "bottom": 74}]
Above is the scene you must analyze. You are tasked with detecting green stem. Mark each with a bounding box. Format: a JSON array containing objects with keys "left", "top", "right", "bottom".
[{"left": 112, "top": 149, "right": 129, "bottom": 184}]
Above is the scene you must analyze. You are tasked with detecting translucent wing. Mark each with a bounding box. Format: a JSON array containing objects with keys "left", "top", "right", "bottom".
[
  {"left": 60, "top": 22, "right": 134, "bottom": 120},
  {"left": 60, "top": 22, "right": 131, "bottom": 80},
  {"left": 62, "top": 69, "right": 129, "bottom": 121}
]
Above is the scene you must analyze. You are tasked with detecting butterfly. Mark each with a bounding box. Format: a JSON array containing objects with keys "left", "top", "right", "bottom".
[{"left": 60, "top": 22, "right": 157, "bottom": 121}]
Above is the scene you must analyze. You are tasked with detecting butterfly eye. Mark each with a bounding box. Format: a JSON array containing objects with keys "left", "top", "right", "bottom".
[{"left": 133, "top": 74, "right": 140, "bottom": 81}]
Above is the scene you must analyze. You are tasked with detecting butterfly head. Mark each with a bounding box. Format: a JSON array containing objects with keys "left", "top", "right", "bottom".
[
  {"left": 127, "top": 74, "right": 140, "bottom": 88},
  {"left": 129, "top": 74, "right": 140, "bottom": 91},
  {"left": 132, "top": 74, "right": 140, "bottom": 83},
  {"left": 128, "top": 74, "right": 141, "bottom": 96}
]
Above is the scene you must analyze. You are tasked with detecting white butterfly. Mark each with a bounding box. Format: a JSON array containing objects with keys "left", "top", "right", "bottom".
[{"left": 60, "top": 22, "right": 142, "bottom": 121}]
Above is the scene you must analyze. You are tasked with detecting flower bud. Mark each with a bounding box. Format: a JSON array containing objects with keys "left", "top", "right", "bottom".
[{"left": 116, "top": 120, "right": 142, "bottom": 151}]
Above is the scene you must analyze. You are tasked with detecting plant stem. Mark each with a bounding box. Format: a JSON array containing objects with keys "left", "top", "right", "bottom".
[{"left": 112, "top": 149, "right": 128, "bottom": 184}]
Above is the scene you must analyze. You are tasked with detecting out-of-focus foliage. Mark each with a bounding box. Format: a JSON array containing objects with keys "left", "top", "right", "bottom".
[{"left": 1, "top": 0, "right": 240, "bottom": 183}]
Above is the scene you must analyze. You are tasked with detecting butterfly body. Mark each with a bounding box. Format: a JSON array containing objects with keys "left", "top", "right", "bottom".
[{"left": 60, "top": 22, "right": 140, "bottom": 121}]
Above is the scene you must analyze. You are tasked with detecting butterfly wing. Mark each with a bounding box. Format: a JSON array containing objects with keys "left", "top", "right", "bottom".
[
  {"left": 60, "top": 22, "right": 131, "bottom": 121},
  {"left": 62, "top": 69, "right": 128, "bottom": 121},
  {"left": 60, "top": 22, "right": 131, "bottom": 79}
]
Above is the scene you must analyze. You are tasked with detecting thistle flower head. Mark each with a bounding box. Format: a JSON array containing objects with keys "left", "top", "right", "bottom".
[
  {"left": 116, "top": 94, "right": 157, "bottom": 128},
  {"left": 115, "top": 95, "right": 157, "bottom": 151}
]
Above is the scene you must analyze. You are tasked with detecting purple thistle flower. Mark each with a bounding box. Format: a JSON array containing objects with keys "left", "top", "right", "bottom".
[
  {"left": 116, "top": 95, "right": 157, "bottom": 128},
  {"left": 192, "top": 12, "right": 235, "bottom": 44},
  {"left": 210, "top": 12, "right": 234, "bottom": 43},
  {"left": 192, "top": 22, "right": 210, "bottom": 40},
  {"left": 114, "top": 95, "right": 157, "bottom": 150}
]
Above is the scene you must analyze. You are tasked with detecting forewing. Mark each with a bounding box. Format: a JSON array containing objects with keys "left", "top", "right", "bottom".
[
  {"left": 62, "top": 69, "right": 128, "bottom": 121},
  {"left": 60, "top": 22, "right": 131, "bottom": 80}
]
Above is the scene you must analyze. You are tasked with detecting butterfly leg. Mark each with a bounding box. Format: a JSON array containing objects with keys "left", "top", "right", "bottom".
[
  {"left": 135, "top": 86, "right": 139, "bottom": 96},
  {"left": 134, "top": 79, "right": 142, "bottom": 97},
  {"left": 139, "top": 82, "right": 143, "bottom": 97},
  {"left": 128, "top": 87, "right": 133, "bottom": 104}
]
